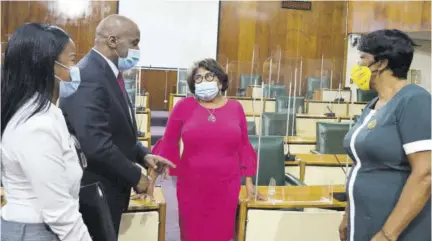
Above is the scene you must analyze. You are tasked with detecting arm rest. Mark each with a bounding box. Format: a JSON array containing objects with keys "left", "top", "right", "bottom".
[{"left": 284, "top": 173, "right": 306, "bottom": 186}]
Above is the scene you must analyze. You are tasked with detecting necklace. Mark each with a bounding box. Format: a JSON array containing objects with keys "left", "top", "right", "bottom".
[{"left": 206, "top": 108, "right": 216, "bottom": 122}]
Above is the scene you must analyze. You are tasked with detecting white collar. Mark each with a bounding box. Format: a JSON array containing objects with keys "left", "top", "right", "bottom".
[{"left": 92, "top": 48, "right": 119, "bottom": 78}]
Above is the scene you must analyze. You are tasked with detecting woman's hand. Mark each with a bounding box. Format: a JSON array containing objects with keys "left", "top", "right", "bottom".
[
  {"left": 338, "top": 213, "right": 348, "bottom": 241},
  {"left": 245, "top": 177, "right": 266, "bottom": 201}
]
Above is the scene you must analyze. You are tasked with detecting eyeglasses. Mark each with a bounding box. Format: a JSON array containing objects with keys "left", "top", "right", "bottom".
[{"left": 194, "top": 72, "right": 215, "bottom": 83}]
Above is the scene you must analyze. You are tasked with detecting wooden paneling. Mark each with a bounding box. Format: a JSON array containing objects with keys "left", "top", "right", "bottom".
[
  {"left": 347, "top": 1, "right": 431, "bottom": 33},
  {"left": 217, "top": 1, "right": 348, "bottom": 96},
  {"left": 140, "top": 69, "right": 177, "bottom": 111},
  {"left": 1, "top": 0, "right": 118, "bottom": 60}
]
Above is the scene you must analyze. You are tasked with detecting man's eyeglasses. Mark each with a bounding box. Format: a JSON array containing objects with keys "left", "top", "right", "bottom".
[{"left": 194, "top": 72, "right": 215, "bottom": 83}]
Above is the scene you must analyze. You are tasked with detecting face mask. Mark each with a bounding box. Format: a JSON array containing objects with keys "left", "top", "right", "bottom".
[
  {"left": 195, "top": 82, "right": 219, "bottom": 101},
  {"left": 116, "top": 49, "right": 140, "bottom": 71},
  {"left": 55, "top": 61, "right": 81, "bottom": 98},
  {"left": 349, "top": 62, "right": 378, "bottom": 91}
]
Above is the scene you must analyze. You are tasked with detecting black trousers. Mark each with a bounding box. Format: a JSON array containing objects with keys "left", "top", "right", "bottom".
[{"left": 79, "top": 182, "right": 127, "bottom": 241}]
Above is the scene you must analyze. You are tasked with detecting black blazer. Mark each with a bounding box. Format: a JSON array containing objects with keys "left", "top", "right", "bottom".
[{"left": 60, "top": 49, "right": 150, "bottom": 192}]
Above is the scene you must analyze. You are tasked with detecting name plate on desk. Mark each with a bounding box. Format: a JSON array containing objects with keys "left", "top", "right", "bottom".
[{"left": 281, "top": 1, "right": 312, "bottom": 11}]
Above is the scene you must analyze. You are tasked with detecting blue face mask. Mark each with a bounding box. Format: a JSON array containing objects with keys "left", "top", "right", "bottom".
[
  {"left": 195, "top": 82, "right": 219, "bottom": 101},
  {"left": 55, "top": 61, "right": 81, "bottom": 98},
  {"left": 117, "top": 49, "right": 140, "bottom": 71}
]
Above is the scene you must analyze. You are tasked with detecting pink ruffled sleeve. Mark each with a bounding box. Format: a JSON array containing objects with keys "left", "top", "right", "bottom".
[
  {"left": 236, "top": 102, "right": 257, "bottom": 177},
  {"left": 152, "top": 99, "right": 187, "bottom": 176}
]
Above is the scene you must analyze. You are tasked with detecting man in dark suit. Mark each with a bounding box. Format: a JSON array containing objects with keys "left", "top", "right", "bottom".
[{"left": 60, "top": 15, "right": 175, "bottom": 240}]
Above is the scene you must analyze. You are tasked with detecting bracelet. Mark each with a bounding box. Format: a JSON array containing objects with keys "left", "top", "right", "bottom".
[{"left": 381, "top": 229, "right": 395, "bottom": 241}]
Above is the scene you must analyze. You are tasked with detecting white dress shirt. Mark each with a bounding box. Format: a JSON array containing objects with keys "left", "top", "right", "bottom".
[
  {"left": 92, "top": 48, "right": 119, "bottom": 78},
  {"left": 1, "top": 95, "right": 92, "bottom": 241}
]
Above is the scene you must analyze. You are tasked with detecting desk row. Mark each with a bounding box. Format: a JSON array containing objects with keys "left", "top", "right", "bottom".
[{"left": 169, "top": 93, "right": 368, "bottom": 116}]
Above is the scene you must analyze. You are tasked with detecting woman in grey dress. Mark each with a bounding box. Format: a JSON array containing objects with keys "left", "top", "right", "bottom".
[{"left": 339, "top": 29, "right": 431, "bottom": 241}]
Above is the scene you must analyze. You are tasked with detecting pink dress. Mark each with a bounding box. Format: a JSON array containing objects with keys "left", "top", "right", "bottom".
[{"left": 152, "top": 97, "right": 257, "bottom": 241}]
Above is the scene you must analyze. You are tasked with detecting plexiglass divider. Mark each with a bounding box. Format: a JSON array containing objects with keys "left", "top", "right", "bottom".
[
  {"left": 176, "top": 68, "right": 190, "bottom": 95},
  {"left": 252, "top": 50, "right": 336, "bottom": 204},
  {"left": 122, "top": 67, "right": 141, "bottom": 110}
]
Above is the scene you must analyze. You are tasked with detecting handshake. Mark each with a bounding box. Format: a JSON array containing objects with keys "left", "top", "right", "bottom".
[{"left": 133, "top": 154, "right": 176, "bottom": 196}]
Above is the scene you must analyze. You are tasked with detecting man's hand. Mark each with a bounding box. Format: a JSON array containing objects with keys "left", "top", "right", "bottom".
[
  {"left": 134, "top": 174, "right": 150, "bottom": 194},
  {"left": 143, "top": 154, "right": 176, "bottom": 178}
]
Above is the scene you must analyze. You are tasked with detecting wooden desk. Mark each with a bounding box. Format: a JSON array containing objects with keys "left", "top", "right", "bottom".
[
  {"left": 168, "top": 94, "right": 276, "bottom": 113},
  {"left": 135, "top": 109, "right": 151, "bottom": 135},
  {"left": 138, "top": 132, "right": 152, "bottom": 148},
  {"left": 284, "top": 136, "right": 316, "bottom": 154},
  {"left": 296, "top": 114, "right": 338, "bottom": 137},
  {"left": 135, "top": 92, "right": 149, "bottom": 109},
  {"left": 306, "top": 100, "right": 349, "bottom": 116},
  {"left": 245, "top": 112, "right": 338, "bottom": 139},
  {"left": 339, "top": 115, "right": 354, "bottom": 123},
  {"left": 285, "top": 154, "right": 353, "bottom": 186},
  {"left": 348, "top": 102, "right": 367, "bottom": 116},
  {"left": 237, "top": 185, "right": 346, "bottom": 241},
  {"left": 1, "top": 187, "right": 166, "bottom": 241},
  {"left": 119, "top": 187, "right": 166, "bottom": 241}
]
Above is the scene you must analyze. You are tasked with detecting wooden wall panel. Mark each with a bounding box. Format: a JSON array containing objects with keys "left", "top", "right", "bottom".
[
  {"left": 347, "top": 1, "right": 431, "bottom": 33},
  {"left": 1, "top": 0, "right": 118, "bottom": 60},
  {"left": 140, "top": 69, "right": 178, "bottom": 111},
  {"left": 217, "top": 1, "right": 348, "bottom": 96}
]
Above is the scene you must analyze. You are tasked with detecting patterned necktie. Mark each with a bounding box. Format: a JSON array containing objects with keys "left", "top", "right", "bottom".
[{"left": 117, "top": 72, "right": 126, "bottom": 96}]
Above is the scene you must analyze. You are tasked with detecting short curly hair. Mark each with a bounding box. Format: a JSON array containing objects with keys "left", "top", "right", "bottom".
[
  {"left": 187, "top": 58, "right": 229, "bottom": 94},
  {"left": 358, "top": 29, "right": 417, "bottom": 79}
]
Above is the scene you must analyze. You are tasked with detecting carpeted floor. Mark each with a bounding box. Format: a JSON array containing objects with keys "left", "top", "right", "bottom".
[
  {"left": 151, "top": 111, "right": 181, "bottom": 241},
  {"left": 156, "top": 176, "right": 180, "bottom": 241}
]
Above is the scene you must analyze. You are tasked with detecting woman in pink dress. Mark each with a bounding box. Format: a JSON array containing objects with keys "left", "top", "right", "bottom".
[{"left": 153, "top": 59, "right": 263, "bottom": 241}]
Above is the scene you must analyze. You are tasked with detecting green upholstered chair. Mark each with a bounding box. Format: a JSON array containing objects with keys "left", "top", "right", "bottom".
[
  {"left": 275, "top": 96, "right": 305, "bottom": 113},
  {"left": 315, "top": 122, "right": 351, "bottom": 154},
  {"left": 237, "top": 74, "right": 262, "bottom": 96},
  {"left": 247, "top": 121, "right": 257, "bottom": 135},
  {"left": 246, "top": 136, "right": 306, "bottom": 212},
  {"left": 262, "top": 84, "right": 287, "bottom": 98},
  {"left": 357, "top": 89, "right": 378, "bottom": 102},
  {"left": 247, "top": 135, "right": 305, "bottom": 187},
  {"left": 261, "top": 112, "right": 296, "bottom": 136},
  {"left": 247, "top": 136, "right": 285, "bottom": 186},
  {"left": 306, "top": 76, "right": 330, "bottom": 99}
]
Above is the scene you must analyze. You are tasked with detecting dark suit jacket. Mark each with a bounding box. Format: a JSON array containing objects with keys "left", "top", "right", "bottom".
[{"left": 60, "top": 49, "right": 150, "bottom": 212}]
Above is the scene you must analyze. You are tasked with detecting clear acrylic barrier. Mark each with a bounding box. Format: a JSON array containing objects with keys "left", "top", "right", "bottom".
[
  {"left": 255, "top": 183, "right": 335, "bottom": 205},
  {"left": 122, "top": 67, "right": 141, "bottom": 109},
  {"left": 304, "top": 57, "right": 335, "bottom": 99},
  {"left": 176, "top": 68, "right": 191, "bottom": 95},
  {"left": 226, "top": 60, "right": 263, "bottom": 98},
  {"left": 226, "top": 45, "right": 261, "bottom": 98}
]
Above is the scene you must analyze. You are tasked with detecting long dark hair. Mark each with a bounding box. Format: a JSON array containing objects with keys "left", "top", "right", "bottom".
[{"left": 1, "top": 23, "right": 70, "bottom": 136}]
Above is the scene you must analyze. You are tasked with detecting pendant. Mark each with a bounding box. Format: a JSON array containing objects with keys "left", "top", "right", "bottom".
[{"left": 208, "top": 114, "right": 216, "bottom": 122}]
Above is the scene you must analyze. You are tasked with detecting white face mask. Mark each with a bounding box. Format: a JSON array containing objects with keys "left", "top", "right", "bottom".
[
  {"left": 195, "top": 82, "right": 219, "bottom": 101},
  {"left": 54, "top": 61, "right": 81, "bottom": 98},
  {"left": 116, "top": 49, "right": 140, "bottom": 71}
]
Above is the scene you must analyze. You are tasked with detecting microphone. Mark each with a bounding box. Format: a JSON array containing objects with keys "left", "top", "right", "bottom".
[
  {"left": 324, "top": 105, "right": 335, "bottom": 117},
  {"left": 334, "top": 81, "right": 345, "bottom": 102},
  {"left": 285, "top": 77, "right": 296, "bottom": 162}
]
